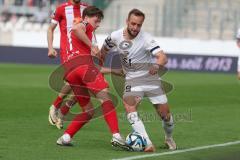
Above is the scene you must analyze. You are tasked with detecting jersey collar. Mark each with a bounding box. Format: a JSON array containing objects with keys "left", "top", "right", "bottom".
[{"left": 123, "top": 28, "right": 142, "bottom": 41}]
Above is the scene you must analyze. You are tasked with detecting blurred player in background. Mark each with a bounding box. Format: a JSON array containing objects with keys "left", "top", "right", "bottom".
[
  {"left": 236, "top": 28, "right": 240, "bottom": 80},
  {"left": 56, "top": 6, "right": 128, "bottom": 150},
  {"left": 47, "top": 0, "right": 121, "bottom": 129},
  {"left": 101, "top": 9, "right": 177, "bottom": 152},
  {"left": 47, "top": 0, "right": 89, "bottom": 129}
]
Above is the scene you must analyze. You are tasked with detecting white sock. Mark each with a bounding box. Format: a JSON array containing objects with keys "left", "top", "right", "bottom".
[
  {"left": 62, "top": 133, "right": 71, "bottom": 142},
  {"left": 127, "top": 112, "right": 152, "bottom": 145},
  {"left": 113, "top": 133, "right": 122, "bottom": 140},
  {"left": 51, "top": 105, "right": 58, "bottom": 110},
  {"left": 162, "top": 114, "right": 174, "bottom": 139}
]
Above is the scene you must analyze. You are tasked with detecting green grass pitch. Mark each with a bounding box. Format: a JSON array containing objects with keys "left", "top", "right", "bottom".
[{"left": 0, "top": 63, "right": 239, "bottom": 160}]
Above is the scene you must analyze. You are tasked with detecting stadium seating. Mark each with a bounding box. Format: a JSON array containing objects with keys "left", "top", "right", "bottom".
[
  {"left": 98, "top": 0, "right": 239, "bottom": 40},
  {"left": 97, "top": 0, "right": 164, "bottom": 34},
  {"left": 167, "top": 0, "right": 240, "bottom": 39},
  {"left": 0, "top": 0, "right": 239, "bottom": 40}
]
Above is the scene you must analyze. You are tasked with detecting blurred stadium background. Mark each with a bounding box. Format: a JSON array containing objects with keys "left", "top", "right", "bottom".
[
  {"left": 0, "top": 0, "right": 240, "bottom": 72},
  {"left": 0, "top": 1, "right": 240, "bottom": 160},
  {"left": 1, "top": 0, "right": 240, "bottom": 39}
]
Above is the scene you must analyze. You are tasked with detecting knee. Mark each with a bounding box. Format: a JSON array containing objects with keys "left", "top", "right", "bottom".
[
  {"left": 87, "top": 110, "right": 94, "bottom": 118},
  {"left": 83, "top": 103, "right": 95, "bottom": 118},
  {"left": 156, "top": 104, "right": 170, "bottom": 121},
  {"left": 123, "top": 96, "right": 141, "bottom": 106},
  {"left": 96, "top": 89, "right": 111, "bottom": 103},
  {"left": 123, "top": 96, "right": 141, "bottom": 113}
]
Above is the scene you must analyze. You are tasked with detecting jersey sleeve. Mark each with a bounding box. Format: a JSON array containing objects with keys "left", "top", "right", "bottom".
[
  {"left": 103, "top": 32, "right": 117, "bottom": 50},
  {"left": 51, "top": 6, "right": 62, "bottom": 24},
  {"left": 145, "top": 34, "right": 162, "bottom": 55}
]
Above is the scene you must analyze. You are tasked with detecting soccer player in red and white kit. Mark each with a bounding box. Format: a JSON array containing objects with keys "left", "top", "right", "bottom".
[
  {"left": 47, "top": 0, "right": 89, "bottom": 129},
  {"left": 56, "top": 6, "right": 129, "bottom": 150}
]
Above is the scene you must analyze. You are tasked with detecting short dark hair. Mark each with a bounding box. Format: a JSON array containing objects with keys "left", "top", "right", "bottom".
[
  {"left": 82, "top": 6, "right": 104, "bottom": 19},
  {"left": 128, "top": 9, "right": 145, "bottom": 20}
]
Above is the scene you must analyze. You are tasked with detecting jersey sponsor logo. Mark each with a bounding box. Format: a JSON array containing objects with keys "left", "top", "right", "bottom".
[{"left": 119, "top": 40, "right": 133, "bottom": 50}]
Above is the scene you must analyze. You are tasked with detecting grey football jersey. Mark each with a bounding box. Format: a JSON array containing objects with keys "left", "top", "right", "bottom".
[{"left": 104, "top": 28, "right": 162, "bottom": 80}]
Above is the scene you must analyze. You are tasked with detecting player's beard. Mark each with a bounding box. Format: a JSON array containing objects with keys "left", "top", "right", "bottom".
[{"left": 127, "top": 27, "right": 139, "bottom": 38}]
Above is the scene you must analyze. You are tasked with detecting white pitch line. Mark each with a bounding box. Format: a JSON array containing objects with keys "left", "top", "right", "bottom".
[{"left": 112, "top": 140, "right": 240, "bottom": 160}]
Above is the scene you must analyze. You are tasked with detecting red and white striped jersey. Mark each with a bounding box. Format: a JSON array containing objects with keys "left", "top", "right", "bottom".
[
  {"left": 51, "top": 1, "right": 88, "bottom": 63},
  {"left": 69, "top": 21, "right": 94, "bottom": 61}
]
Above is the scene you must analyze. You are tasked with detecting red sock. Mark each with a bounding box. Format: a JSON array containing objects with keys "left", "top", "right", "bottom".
[
  {"left": 64, "top": 112, "right": 92, "bottom": 137},
  {"left": 102, "top": 100, "right": 119, "bottom": 134},
  {"left": 60, "top": 105, "right": 70, "bottom": 115},
  {"left": 52, "top": 96, "right": 63, "bottom": 109}
]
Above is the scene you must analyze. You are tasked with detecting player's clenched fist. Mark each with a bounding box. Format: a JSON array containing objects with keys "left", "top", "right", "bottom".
[{"left": 48, "top": 48, "right": 58, "bottom": 58}]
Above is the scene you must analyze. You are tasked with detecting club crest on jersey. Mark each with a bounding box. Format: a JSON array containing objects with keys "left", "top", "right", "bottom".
[{"left": 119, "top": 40, "right": 133, "bottom": 50}]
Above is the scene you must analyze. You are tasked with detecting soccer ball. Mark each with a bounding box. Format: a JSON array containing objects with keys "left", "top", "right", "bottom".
[{"left": 125, "top": 132, "right": 147, "bottom": 151}]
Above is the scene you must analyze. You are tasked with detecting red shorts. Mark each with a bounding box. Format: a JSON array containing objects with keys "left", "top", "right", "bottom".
[
  {"left": 60, "top": 54, "right": 94, "bottom": 107},
  {"left": 66, "top": 64, "right": 109, "bottom": 95}
]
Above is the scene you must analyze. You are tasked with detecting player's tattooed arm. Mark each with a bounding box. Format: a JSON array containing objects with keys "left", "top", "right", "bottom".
[
  {"left": 149, "top": 50, "right": 168, "bottom": 75},
  {"left": 155, "top": 50, "right": 168, "bottom": 66},
  {"left": 47, "top": 23, "right": 58, "bottom": 58}
]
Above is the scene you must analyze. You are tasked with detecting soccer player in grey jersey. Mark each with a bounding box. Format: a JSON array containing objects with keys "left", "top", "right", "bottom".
[{"left": 100, "top": 9, "right": 177, "bottom": 152}]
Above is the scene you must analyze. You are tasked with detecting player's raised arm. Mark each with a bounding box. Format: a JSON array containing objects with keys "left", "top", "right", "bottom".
[
  {"left": 72, "top": 22, "right": 92, "bottom": 48},
  {"left": 72, "top": 21, "right": 100, "bottom": 57}
]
